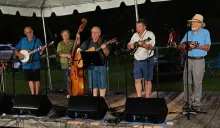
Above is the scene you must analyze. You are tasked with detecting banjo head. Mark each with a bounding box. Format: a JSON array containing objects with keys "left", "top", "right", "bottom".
[{"left": 20, "top": 49, "right": 30, "bottom": 63}]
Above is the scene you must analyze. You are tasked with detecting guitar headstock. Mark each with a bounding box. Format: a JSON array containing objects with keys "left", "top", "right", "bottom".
[
  {"left": 108, "top": 38, "right": 117, "bottom": 44},
  {"left": 48, "top": 41, "right": 54, "bottom": 46}
]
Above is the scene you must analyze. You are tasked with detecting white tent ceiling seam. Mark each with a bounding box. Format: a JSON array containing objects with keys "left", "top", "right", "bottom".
[
  {"left": 0, "top": 0, "right": 170, "bottom": 17},
  {"left": 0, "top": 0, "right": 148, "bottom": 17}
]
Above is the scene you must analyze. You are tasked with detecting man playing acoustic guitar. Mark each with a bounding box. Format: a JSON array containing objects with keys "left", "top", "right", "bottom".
[
  {"left": 178, "top": 14, "right": 211, "bottom": 112},
  {"left": 77, "top": 26, "right": 111, "bottom": 97},
  {"left": 15, "top": 26, "right": 45, "bottom": 95},
  {"left": 127, "top": 19, "right": 156, "bottom": 98}
]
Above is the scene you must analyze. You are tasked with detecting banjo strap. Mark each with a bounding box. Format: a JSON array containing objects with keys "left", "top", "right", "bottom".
[
  {"left": 31, "top": 38, "right": 37, "bottom": 70},
  {"left": 31, "top": 38, "right": 37, "bottom": 51}
]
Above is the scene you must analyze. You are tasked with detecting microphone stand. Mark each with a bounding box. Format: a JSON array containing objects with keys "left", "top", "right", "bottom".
[
  {"left": 109, "top": 46, "right": 128, "bottom": 112},
  {"left": 113, "top": 42, "right": 124, "bottom": 95},
  {"left": 184, "top": 30, "right": 191, "bottom": 119},
  {"left": 43, "top": 51, "right": 48, "bottom": 95},
  {"left": 10, "top": 51, "right": 16, "bottom": 100},
  {"left": 0, "top": 60, "right": 6, "bottom": 93}
]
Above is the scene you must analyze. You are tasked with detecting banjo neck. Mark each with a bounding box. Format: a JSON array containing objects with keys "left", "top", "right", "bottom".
[
  {"left": 29, "top": 45, "right": 46, "bottom": 55},
  {"left": 28, "top": 41, "right": 54, "bottom": 55}
]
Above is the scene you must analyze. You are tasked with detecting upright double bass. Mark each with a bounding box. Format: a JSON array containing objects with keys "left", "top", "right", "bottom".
[{"left": 67, "top": 18, "right": 87, "bottom": 96}]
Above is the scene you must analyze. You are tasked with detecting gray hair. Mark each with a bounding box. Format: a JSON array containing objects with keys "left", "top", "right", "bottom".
[
  {"left": 61, "top": 29, "right": 70, "bottom": 36},
  {"left": 91, "top": 26, "right": 101, "bottom": 34}
]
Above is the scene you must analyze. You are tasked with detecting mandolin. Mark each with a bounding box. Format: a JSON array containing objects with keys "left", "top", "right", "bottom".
[
  {"left": 130, "top": 37, "right": 151, "bottom": 55},
  {"left": 178, "top": 41, "right": 199, "bottom": 54}
]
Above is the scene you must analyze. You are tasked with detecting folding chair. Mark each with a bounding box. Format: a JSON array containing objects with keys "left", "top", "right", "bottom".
[{"left": 206, "top": 53, "right": 220, "bottom": 77}]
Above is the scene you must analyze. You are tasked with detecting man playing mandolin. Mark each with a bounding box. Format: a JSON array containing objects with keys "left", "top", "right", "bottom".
[
  {"left": 57, "top": 30, "right": 80, "bottom": 98},
  {"left": 127, "top": 19, "right": 156, "bottom": 98},
  {"left": 77, "top": 26, "right": 111, "bottom": 97},
  {"left": 15, "top": 26, "right": 45, "bottom": 95},
  {"left": 178, "top": 14, "right": 211, "bottom": 112}
]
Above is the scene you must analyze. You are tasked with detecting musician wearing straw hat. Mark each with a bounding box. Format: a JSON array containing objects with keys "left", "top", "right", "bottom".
[{"left": 178, "top": 14, "right": 211, "bottom": 112}]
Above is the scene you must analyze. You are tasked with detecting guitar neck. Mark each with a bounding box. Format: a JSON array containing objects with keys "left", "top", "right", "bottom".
[
  {"left": 29, "top": 45, "right": 46, "bottom": 55},
  {"left": 96, "top": 41, "right": 110, "bottom": 51}
]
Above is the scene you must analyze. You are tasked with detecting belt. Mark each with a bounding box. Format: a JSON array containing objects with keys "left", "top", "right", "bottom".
[
  {"left": 135, "top": 56, "right": 154, "bottom": 62},
  {"left": 187, "top": 56, "right": 204, "bottom": 60}
]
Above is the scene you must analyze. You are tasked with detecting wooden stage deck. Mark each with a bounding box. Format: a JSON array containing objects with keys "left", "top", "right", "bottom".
[{"left": 0, "top": 91, "right": 220, "bottom": 128}]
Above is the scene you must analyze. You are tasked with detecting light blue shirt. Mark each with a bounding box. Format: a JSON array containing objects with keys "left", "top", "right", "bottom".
[
  {"left": 16, "top": 36, "right": 43, "bottom": 69},
  {"left": 180, "top": 28, "right": 211, "bottom": 57}
]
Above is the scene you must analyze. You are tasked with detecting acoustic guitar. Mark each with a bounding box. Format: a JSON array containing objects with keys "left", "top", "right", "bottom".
[{"left": 86, "top": 38, "right": 117, "bottom": 51}]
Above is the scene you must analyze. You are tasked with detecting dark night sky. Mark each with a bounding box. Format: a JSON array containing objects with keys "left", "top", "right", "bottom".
[{"left": 0, "top": 0, "right": 220, "bottom": 47}]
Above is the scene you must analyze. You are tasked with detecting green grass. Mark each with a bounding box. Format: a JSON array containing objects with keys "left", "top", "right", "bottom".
[{"left": 2, "top": 45, "right": 220, "bottom": 94}]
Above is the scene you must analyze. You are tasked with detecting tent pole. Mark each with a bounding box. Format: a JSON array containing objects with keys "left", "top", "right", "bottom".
[
  {"left": 134, "top": 0, "right": 139, "bottom": 21},
  {"left": 41, "top": 9, "right": 53, "bottom": 90}
]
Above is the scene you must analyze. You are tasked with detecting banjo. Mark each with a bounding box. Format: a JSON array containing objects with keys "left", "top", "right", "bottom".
[{"left": 19, "top": 41, "right": 54, "bottom": 63}]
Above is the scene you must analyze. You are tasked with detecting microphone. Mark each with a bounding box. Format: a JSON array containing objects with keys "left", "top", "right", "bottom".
[
  {"left": 128, "top": 29, "right": 135, "bottom": 33},
  {"left": 116, "top": 41, "right": 120, "bottom": 45},
  {"left": 187, "top": 23, "right": 191, "bottom": 27}
]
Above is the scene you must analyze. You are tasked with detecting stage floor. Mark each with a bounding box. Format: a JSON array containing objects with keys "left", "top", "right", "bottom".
[{"left": 0, "top": 91, "right": 219, "bottom": 128}]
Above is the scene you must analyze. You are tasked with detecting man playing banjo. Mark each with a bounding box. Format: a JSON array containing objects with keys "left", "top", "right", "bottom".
[{"left": 15, "top": 26, "right": 45, "bottom": 95}]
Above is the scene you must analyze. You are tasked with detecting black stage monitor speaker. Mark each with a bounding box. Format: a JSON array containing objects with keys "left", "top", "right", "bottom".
[
  {"left": 13, "top": 94, "right": 52, "bottom": 116},
  {"left": 0, "top": 93, "right": 13, "bottom": 114},
  {"left": 125, "top": 98, "right": 168, "bottom": 123},
  {"left": 67, "top": 96, "right": 108, "bottom": 120}
]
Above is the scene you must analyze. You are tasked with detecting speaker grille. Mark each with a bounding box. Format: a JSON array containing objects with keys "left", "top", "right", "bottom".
[
  {"left": 0, "top": 93, "right": 13, "bottom": 114},
  {"left": 125, "top": 98, "right": 168, "bottom": 123},
  {"left": 67, "top": 96, "right": 108, "bottom": 119},
  {"left": 13, "top": 94, "right": 52, "bottom": 116}
]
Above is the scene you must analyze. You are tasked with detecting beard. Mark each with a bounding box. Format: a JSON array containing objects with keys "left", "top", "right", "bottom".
[{"left": 191, "top": 26, "right": 196, "bottom": 31}]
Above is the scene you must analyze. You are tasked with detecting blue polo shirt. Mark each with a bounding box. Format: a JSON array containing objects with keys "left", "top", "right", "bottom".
[
  {"left": 180, "top": 28, "right": 211, "bottom": 57},
  {"left": 16, "top": 36, "right": 43, "bottom": 69}
]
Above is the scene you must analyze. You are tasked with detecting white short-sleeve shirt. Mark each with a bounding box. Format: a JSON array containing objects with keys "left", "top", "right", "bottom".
[{"left": 128, "top": 30, "right": 156, "bottom": 60}]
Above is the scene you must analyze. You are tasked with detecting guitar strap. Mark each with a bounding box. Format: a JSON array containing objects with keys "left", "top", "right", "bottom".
[
  {"left": 138, "top": 30, "right": 147, "bottom": 42},
  {"left": 85, "top": 38, "right": 92, "bottom": 50}
]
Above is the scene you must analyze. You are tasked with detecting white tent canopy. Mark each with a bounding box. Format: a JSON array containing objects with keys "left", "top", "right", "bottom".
[{"left": 0, "top": 0, "right": 169, "bottom": 17}]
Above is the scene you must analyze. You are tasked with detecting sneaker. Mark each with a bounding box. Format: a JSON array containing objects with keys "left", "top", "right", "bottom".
[
  {"left": 66, "top": 95, "right": 70, "bottom": 99},
  {"left": 182, "top": 102, "right": 192, "bottom": 111},
  {"left": 191, "top": 105, "right": 200, "bottom": 112}
]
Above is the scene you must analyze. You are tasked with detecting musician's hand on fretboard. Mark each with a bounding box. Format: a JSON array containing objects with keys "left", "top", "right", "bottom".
[
  {"left": 40, "top": 46, "right": 46, "bottom": 55},
  {"left": 101, "top": 44, "right": 107, "bottom": 49}
]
